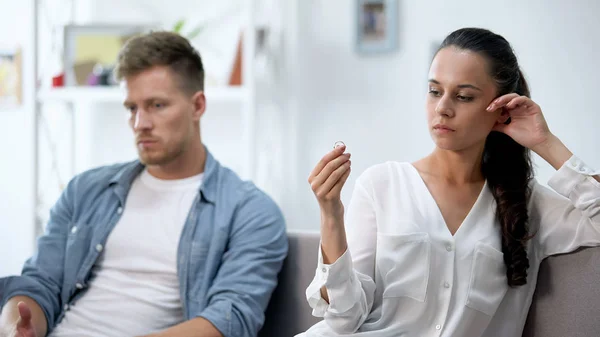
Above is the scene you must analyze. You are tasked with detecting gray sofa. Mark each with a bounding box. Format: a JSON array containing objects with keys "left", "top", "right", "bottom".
[
  {"left": 1, "top": 232, "right": 598, "bottom": 336},
  {"left": 259, "top": 231, "right": 600, "bottom": 337}
]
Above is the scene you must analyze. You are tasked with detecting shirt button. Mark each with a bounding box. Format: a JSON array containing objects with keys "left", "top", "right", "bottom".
[
  {"left": 435, "top": 324, "right": 441, "bottom": 330},
  {"left": 117, "top": 207, "right": 123, "bottom": 214},
  {"left": 446, "top": 244, "right": 453, "bottom": 252},
  {"left": 95, "top": 244, "right": 103, "bottom": 252},
  {"left": 75, "top": 283, "right": 84, "bottom": 289},
  {"left": 71, "top": 226, "right": 78, "bottom": 234},
  {"left": 444, "top": 282, "right": 450, "bottom": 288},
  {"left": 321, "top": 267, "right": 327, "bottom": 273}
]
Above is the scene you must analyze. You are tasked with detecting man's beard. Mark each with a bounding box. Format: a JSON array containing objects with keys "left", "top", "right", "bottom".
[{"left": 137, "top": 142, "right": 186, "bottom": 166}]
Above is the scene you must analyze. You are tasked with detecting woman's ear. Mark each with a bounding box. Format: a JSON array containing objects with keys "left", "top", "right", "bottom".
[{"left": 496, "top": 107, "right": 511, "bottom": 125}]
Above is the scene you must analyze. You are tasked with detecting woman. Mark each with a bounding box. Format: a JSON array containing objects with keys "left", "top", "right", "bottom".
[{"left": 299, "top": 28, "right": 600, "bottom": 337}]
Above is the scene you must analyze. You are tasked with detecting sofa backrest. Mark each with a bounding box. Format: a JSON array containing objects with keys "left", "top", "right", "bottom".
[
  {"left": 259, "top": 231, "right": 322, "bottom": 337},
  {"left": 521, "top": 246, "right": 600, "bottom": 337},
  {"left": 260, "top": 231, "right": 600, "bottom": 337}
]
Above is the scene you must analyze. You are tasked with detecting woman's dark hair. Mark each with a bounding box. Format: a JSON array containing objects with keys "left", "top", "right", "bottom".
[{"left": 437, "top": 28, "right": 534, "bottom": 287}]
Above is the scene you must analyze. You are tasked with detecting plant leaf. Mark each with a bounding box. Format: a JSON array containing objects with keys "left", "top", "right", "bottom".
[
  {"left": 187, "top": 25, "right": 205, "bottom": 40},
  {"left": 173, "top": 19, "right": 185, "bottom": 33}
]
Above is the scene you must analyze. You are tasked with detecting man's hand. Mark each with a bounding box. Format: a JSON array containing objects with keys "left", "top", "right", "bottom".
[{"left": 2, "top": 302, "right": 38, "bottom": 337}]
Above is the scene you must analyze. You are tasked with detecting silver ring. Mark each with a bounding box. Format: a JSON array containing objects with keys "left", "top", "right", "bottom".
[{"left": 333, "top": 141, "right": 345, "bottom": 149}]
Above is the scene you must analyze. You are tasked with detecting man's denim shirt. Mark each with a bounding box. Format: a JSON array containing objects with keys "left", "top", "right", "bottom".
[{"left": 0, "top": 149, "right": 288, "bottom": 337}]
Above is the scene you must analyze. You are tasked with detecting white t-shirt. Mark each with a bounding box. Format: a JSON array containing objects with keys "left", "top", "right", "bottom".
[
  {"left": 50, "top": 169, "right": 203, "bottom": 337},
  {"left": 299, "top": 155, "right": 600, "bottom": 337}
]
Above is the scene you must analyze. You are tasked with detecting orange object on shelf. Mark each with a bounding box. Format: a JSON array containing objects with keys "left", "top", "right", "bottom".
[{"left": 228, "top": 33, "right": 243, "bottom": 86}]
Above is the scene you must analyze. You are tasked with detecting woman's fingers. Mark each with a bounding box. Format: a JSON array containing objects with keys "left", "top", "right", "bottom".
[
  {"left": 314, "top": 160, "right": 351, "bottom": 199},
  {"left": 505, "top": 95, "right": 531, "bottom": 109},
  {"left": 308, "top": 145, "right": 346, "bottom": 182},
  {"left": 505, "top": 103, "right": 530, "bottom": 118},
  {"left": 486, "top": 93, "right": 520, "bottom": 111},
  {"left": 309, "top": 142, "right": 353, "bottom": 205},
  {"left": 310, "top": 153, "right": 351, "bottom": 193},
  {"left": 328, "top": 163, "right": 352, "bottom": 198}
]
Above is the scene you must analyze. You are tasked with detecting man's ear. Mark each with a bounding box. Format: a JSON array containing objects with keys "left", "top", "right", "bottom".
[{"left": 191, "top": 91, "right": 206, "bottom": 121}]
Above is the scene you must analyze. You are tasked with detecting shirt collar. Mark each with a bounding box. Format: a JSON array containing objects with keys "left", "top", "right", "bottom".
[{"left": 108, "top": 146, "right": 219, "bottom": 204}]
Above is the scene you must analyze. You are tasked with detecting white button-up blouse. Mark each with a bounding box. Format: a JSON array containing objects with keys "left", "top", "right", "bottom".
[{"left": 299, "top": 155, "right": 600, "bottom": 337}]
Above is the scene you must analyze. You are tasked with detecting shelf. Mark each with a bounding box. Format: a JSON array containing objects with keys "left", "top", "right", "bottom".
[
  {"left": 37, "top": 86, "right": 249, "bottom": 104},
  {"left": 37, "top": 87, "right": 124, "bottom": 103}
]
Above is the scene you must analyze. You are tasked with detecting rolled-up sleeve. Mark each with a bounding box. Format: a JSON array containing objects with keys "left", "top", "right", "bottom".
[
  {"left": 196, "top": 187, "right": 288, "bottom": 337},
  {"left": 1, "top": 177, "right": 76, "bottom": 333},
  {"left": 305, "top": 175, "right": 377, "bottom": 334}
]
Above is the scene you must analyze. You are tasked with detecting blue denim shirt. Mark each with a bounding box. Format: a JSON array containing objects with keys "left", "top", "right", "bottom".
[{"left": 0, "top": 149, "right": 288, "bottom": 337}]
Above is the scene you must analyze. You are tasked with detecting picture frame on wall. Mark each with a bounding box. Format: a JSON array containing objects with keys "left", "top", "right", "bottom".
[
  {"left": 356, "top": 0, "right": 399, "bottom": 54},
  {"left": 63, "top": 24, "right": 156, "bottom": 86},
  {"left": 0, "top": 47, "right": 22, "bottom": 108}
]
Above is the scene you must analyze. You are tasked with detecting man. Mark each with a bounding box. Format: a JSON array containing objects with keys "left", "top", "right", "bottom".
[{"left": 0, "top": 31, "right": 288, "bottom": 337}]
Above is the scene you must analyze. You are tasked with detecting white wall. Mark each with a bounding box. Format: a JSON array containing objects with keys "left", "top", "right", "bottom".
[
  {"left": 282, "top": 0, "right": 600, "bottom": 230},
  {"left": 0, "top": 0, "right": 35, "bottom": 276},
  {"left": 2, "top": 0, "right": 599, "bottom": 268}
]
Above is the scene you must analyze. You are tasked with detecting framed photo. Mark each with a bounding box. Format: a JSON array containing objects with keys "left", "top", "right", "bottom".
[
  {"left": 356, "top": 0, "right": 399, "bottom": 54},
  {"left": 0, "top": 47, "right": 22, "bottom": 107},
  {"left": 63, "top": 24, "right": 156, "bottom": 86}
]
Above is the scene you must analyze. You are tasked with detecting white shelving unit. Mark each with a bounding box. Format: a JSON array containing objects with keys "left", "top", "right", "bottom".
[
  {"left": 37, "top": 86, "right": 250, "bottom": 103},
  {"left": 37, "top": 87, "right": 126, "bottom": 102},
  {"left": 33, "top": 0, "right": 259, "bottom": 233}
]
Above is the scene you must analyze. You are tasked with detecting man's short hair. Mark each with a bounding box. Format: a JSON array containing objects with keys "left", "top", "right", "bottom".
[{"left": 115, "top": 31, "right": 204, "bottom": 93}]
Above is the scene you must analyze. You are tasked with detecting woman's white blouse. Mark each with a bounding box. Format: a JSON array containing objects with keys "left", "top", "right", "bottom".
[{"left": 300, "top": 155, "right": 600, "bottom": 337}]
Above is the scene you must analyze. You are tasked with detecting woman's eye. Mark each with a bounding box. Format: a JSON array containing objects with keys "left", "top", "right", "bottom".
[
  {"left": 428, "top": 89, "right": 441, "bottom": 96},
  {"left": 457, "top": 95, "right": 473, "bottom": 102}
]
